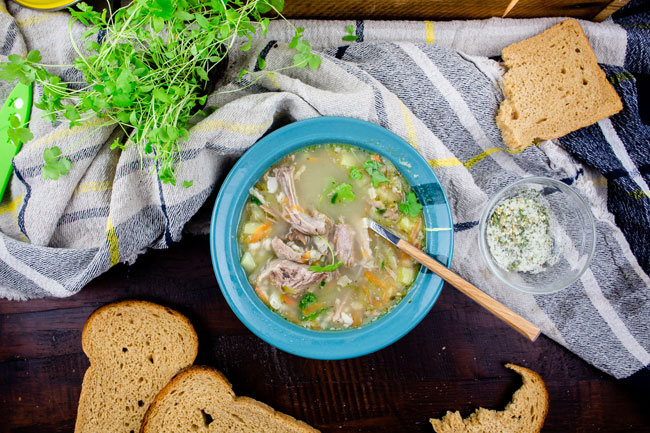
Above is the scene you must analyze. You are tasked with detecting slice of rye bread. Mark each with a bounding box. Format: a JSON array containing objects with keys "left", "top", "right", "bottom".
[
  {"left": 496, "top": 18, "right": 622, "bottom": 151},
  {"left": 430, "top": 364, "right": 549, "bottom": 433},
  {"left": 141, "top": 366, "right": 320, "bottom": 433},
  {"left": 75, "top": 300, "right": 198, "bottom": 433}
]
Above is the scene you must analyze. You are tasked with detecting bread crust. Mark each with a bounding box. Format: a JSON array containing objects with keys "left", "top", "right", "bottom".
[
  {"left": 430, "top": 363, "right": 549, "bottom": 433},
  {"left": 497, "top": 18, "right": 622, "bottom": 151},
  {"left": 75, "top": 300, "right": 199, "bottom": 433},
  {"left": 141, "top": 365, "right": 319, "bottom": 433}
]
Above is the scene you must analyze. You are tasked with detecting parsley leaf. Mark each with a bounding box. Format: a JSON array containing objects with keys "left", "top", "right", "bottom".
[
  {"left": 298, "top": 292, "right": 317, "bottom": 310},
  {"left": 331, "top": 182, "right": 355, "bottom": 204},
  {"left": 343, "top": 24, "right": 358, "bottom": 42},
  {"left": 349, "top": 166, "right": 363, "bottom": 180},
  {"left": 301, "top": 307, "right": 328, "bottom": 321},
  {"left": 399, "top": 191, "right": 423, "bottom": 217},
  {"left": 42, "top": 146, "right": 71, "bottom": 180},
  {"left": 363, "top": 160, "right": 389, "bottom": 187},
  {"left": 309, "top": 260, "right": 343, "bottom": 272}
]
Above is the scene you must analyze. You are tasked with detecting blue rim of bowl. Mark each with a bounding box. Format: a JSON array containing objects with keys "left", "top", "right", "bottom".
[
  {"left": 210, "top": 116, "right": 454, "bottom": 359},
  {"left": 477, "top": 176, "right": 596, "bottom": 294}
]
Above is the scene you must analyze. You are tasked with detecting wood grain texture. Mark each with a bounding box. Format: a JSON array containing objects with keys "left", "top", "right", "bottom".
[
  {"left": 397, "top": 240, "right": 540, "bottom": 342},
  {"left": 1, "top": 235, "right": 649, "bottom": 433},
  {"left": 280, "top": 0, "right": 625, "bottom": 21}
]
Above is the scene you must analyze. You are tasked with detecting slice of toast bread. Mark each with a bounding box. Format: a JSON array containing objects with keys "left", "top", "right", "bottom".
[
  {"left": 496, "top": 18, "right": 622, "bottom": 151},
  {"left": 74, "top": 300, "right": 198, "bottom": 433},
  {"left": 141, "top": 365, "right": 319, "bottom": 433},
  {"left": 430, "top": 364, "right": 549, "bottom": 433}
]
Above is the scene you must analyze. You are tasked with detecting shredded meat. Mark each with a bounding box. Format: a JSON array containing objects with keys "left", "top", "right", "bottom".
[
  {"left": 286, "top": 228, "right": 309, "bottom": 246},
  {"left": 271, "top": 237, "right": 304, "bottom": 263},
  {"left": 275, "top": 166, "right": 331, "bottom": 235},
  {"left": 258, "top": 259, "right": 326, "bottom": 292},
  {"left": 333, "top": 224, "right": 356, "bottom": 266}
]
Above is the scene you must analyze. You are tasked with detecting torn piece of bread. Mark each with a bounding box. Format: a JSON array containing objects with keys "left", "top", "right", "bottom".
[
  {"left": 430, "top": 364, "right": 549, "bottom": 433},
  {"left": 496, "top": 18, "right": 622, "bottom": 151},
  {"left": 141, "top": 366, "right": 319, "bottom": 433},
  {"left": 75, "top": 300, "right": 198, "bottom": 433}
]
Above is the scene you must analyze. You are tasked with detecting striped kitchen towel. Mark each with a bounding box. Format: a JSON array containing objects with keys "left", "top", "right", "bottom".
[{"left": 0, "top": 0, "right": 648, "bottom": 378}]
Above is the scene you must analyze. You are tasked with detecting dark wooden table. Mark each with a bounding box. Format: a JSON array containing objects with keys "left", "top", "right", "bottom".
[{"left": 1, "top": 233, "right": 649, "bottom": 433}]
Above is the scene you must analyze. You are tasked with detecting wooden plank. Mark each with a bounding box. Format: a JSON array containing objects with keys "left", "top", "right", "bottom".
[
  {"left": 507, "top": 0, "right": 617, "bottom": 20},
  {"left": 1, "top": 235, "right": 650, "bottom": 432},
  {"left": 592, "top": 0, "right": 631, "bottom": 21},
  {"left": 280, "top": 0, "right": 621, "bottom": 21}
]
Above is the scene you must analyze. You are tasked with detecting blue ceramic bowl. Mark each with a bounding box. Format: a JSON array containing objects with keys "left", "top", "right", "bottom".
[{"left": 210, "top": 117, "right": 454, "bottom": 359}]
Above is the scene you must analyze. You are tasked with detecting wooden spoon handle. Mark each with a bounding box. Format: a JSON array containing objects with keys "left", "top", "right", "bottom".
[{"left": 398, "top": 240, "right": 541, "bottom": 342}]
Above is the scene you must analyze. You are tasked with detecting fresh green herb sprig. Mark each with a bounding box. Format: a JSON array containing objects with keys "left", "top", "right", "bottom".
[
  {"left": 363, "top": 160, "right": 389, "bottom": 187},
  {"left": 348, "top": 166, "right": 363, "bottom": 180},
  {"left": 343, "top": 24, "right": 358, "bottom": 42},
  {"left": 298, "top": 292, "right": 328, "bottom": 321},
  {"left": 298, "top": 292, "right": 317, "bottom": 310},
  {"left": 0, "top": 0, "right": 321, "bottom": 185},
  {"left": 399, "top": 191, "right": 422, "bottom": 217},
  {"left": 318, "top": 178, "right": 355, "bottom": 207},
  {"left": 309, "top": 235, "right": 343, "bottom": 272}
]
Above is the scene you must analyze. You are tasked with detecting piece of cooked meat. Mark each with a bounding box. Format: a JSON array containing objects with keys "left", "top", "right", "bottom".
[
  {"left": 275, "top": 166, "right": 331, "bottom": 236},
  {"left": 258, "top": 259, "right": 326, "bottom": 292},
  {"left": 333, "top": 223, "right": 356, "bottom": 266},
  {"left": 286, "top": 227, "right": 309, "bottom": 246},
  {"left": 271, "top": 237, "right": 304, "bottom": 263}
]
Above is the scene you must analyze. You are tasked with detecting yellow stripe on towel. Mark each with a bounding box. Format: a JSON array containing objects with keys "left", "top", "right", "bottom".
[
  {"left": 0, "top": 194, "right": 23, "bottom": 215},
  {"left": 424, "top": 21, "right": 435, "bottom": 44},
  {"left": 192, "top": 119, "right": 272, "bottom": 135},
  {"left": 74, "top": 181, "right": 112, "bottom": 195},
  {"left": 429, "top": 145, "right": 530, "bottom": 169},
  {"left": 398, "top": 101, "right": 419, "bottom": 150},
  {"left": 106, "top": 216, "right": 119, "bottom": 267}
]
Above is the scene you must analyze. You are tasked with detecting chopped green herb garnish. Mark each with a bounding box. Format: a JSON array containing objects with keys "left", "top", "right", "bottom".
[
  {"left": 349, "top": 166, "right": 363, "bottom": 180},
  {"left": 309, "top": 261, "right": 344, "bottom": 272},
  {"left": 363, "top": 160, "right": 389, "bottom": 187},
  {"left": 398, "top": 191, "right": 423, "bottom": 217},
  {"left": 301, "top": 307, "right": 328, "bottom": 321},
  {"left": 251, "top": 195, "right": 262, "bottom": 206},
  {"left": 319, "top": 180, "right": 355, "bottom": 206},
  {"left": 381, "top": 260, "right": 385, "bottom": 270},
  {"left": 298, "top": 292, "right": 317, "bottom": 310},
  {"left": 375, "top": 208, "right": 387, "bottom": 215}
]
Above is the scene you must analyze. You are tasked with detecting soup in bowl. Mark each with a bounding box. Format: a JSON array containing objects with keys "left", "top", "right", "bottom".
[
  {"left": 211, "top": 117, "right": 453, "bottom": 359},
  {"left": 239, "top": 144, "right": 425, "bottom": 330}
]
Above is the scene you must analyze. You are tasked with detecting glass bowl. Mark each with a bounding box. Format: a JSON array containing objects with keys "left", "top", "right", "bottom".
[{"left": 478, "top": 177, "right": 596, "bottom": 294}]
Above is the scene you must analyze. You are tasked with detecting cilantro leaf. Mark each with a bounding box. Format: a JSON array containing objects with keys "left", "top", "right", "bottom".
[
  {"left": 7, "top": 127, "right": 33, "bottom": 146},
  {"left": 343, "top": 24, "right": 358, "bottom": 42},
  {"left": 349, "top": 166, "right": 363, "bottom": 180},
  {"left": 399, "top": 191, "right": 423, "bottom": 217},
  {"left": 301, "top": 307, "right": 328, "bottom": 321},
  {"left": 42, "top": 146, "right": 71, "bottom": 180},
  {"left": 251, "top": 195, "right": 262, "bottom": 205},
  {"left": 331, "top": 182, "right": 355, "bottom": 204},
  {"left": 182, "top": 180, "right": 193, "bottom": 188},
  {"left": 363, "top": 160, "right": 389, "bottom": 187},
  {"left": 309, "top": 260, "right": 343, "bottom": 272},
  {"left": 298, "top": 292, "right": 317, "bottom": 310}
]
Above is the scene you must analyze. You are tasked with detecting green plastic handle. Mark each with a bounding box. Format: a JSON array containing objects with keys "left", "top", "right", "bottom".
[{"left": 0, "top": 82, "right": 33, "bottom": 200}]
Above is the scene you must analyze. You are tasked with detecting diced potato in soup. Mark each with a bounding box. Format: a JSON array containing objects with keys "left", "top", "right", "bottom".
[{"left": 238, "top": 144, "right": 425, "bottom": 330}]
